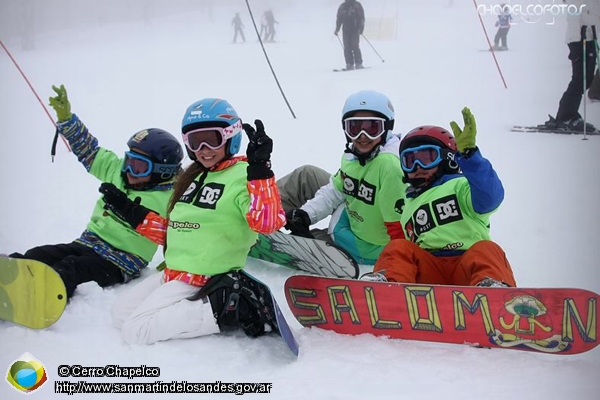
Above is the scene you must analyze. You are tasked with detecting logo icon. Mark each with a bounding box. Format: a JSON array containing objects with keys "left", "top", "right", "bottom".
[{"left": 6, "top": 353, "right": 48, "bottom": 394}]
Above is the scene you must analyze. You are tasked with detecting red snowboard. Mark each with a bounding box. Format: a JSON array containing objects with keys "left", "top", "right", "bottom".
[{"left": 284, "top": 275, "right": 599, "bottom": 355}]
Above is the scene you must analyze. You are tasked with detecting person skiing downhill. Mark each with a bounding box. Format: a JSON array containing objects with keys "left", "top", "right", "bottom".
[
  {"left": 110, "top": 98, "right": 286, "bottom": 345},
  {"left": 8, "top": 85, "right": 183, "bottom": 299},
  {"left": 281, "top": 90, "right": 406, "bottom": 265},
  {"left": 365, "top": 107, "right": 517, "bottom": 288},
  {"left": 334, "top": 0, "right": 365, "bottom": 70}
]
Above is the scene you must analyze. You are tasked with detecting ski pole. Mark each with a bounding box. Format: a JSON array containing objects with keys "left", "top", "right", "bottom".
[
  {"left": 336, "top": 33, "right": 344, "bottom": 50},
  {"left": 361, "top": 34, "right": 385, "bottom": 63},
  {"left": 0, "top": 38, "right": 71, "bottom": 157},
  {"left": 243, "top": 0, "right": 296, "bottom": 119},
  {"left": 593, "top": 26, "right": 599, "bottom": 63},
  {"left": 581, "top": 25, "right": 588, "bottom": 140},
  {"left": 593, "top": 26, "right": 600, "bottom": 94}
]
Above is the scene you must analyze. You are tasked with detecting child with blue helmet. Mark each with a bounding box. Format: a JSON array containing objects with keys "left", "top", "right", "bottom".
[{"left": 110, "top": 98, "right": 286, "bottom": 344}]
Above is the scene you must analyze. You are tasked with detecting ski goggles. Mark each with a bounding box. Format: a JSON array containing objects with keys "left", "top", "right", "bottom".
[
  {"left": 182, "top": 120, "right": 242, "bottom": 152},
  {"left": 400, "top": 144, "right": 444, "bottom": 173},
  {"left": 122, "top": 151, "right": 179, "bottom": 178},
  {"left": 343, "top": 117, "right": 387, "bottom": 140}
]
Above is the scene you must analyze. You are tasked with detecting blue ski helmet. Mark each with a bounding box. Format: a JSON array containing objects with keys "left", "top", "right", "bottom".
[
  {"left": 181, "top": 98, "right": 242, "bottom": 161},
  {"left": 341, "top": 90, "right": 395, "bottom": 141},
  {"left": 124, "top": 128, "right": 183, "bottom": 188}
]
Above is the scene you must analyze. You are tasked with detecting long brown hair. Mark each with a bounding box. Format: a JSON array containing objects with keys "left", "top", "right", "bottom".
[{"left": 167, "top": 161, "right": 206, "bottom": 214}]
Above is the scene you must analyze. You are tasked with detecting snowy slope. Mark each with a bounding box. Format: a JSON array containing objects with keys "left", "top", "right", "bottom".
[{"left": 1, "top": 1, "right": 599, "bottom": 399}]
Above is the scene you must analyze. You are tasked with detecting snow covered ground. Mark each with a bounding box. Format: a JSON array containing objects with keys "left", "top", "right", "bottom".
[{"left": 1, "top": 1, "right": 599, "bottom": 399}]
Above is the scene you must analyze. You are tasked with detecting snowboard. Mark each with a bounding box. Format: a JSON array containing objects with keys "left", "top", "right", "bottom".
[
  {"left": 241, "top": 271, "right": 299, "bottom": 357},
  {"left": 512, "top": 125, "right": 600, "bottom": 135},
  {"left": 284, "top": 275, "right": 600, "bottom": 355},
  {"left": 0, "top": 257, "right": 67, "bottom": 329},
  {"left": 248, "top": 231, "right": 359, "bottom": 279},
  {"left": 333, "top": 67, "right": 371, "bottom": 72}
]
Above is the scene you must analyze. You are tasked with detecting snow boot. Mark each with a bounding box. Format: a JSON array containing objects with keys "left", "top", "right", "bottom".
[{"left": 476, "top": 277, "right": 510, "bottom": 288}]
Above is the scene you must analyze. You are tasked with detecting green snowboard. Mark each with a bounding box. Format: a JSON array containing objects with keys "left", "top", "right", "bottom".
[{"left": 0, "top": 257, "right": 67, "bottom": 329}]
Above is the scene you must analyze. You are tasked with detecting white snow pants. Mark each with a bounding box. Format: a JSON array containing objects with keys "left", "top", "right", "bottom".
[{"left": 112, "top": 272, "right": 220, "bottom": 345}]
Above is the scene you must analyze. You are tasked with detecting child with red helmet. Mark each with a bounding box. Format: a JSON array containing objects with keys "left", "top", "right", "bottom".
[{"left": 367, "top": 107, "right": 516, "bottom": 287}]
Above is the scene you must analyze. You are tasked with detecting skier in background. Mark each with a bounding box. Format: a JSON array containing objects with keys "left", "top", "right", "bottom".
[
  {"left": 334, "top": 0, "right": 365, "bottom": 70},
  {"left": 259, "top": 11, "right": 268, "bottom": 40},
  {"left": 9, "top": 85, "right": 183, "bottom": 299},
  {"left": 544, "top": 0, "right": 599, "bottom": 132},
  {"left": 365, "top": 108, "right": 517, "bottom": 288},
  {"left": 264, "top": 10, "right": 278, "bottom": 42},
  {"left": 110, "top": 98, "right": 286, "bottom": 345},
  {"left": 493, "top": 3, "right": 512, "bottom": 50},
  {"left": 282, "top": 90, "right": 406, "bottom": 266},
  {"left": 231, "top": 12, "right": 245, "bottom": 43}
]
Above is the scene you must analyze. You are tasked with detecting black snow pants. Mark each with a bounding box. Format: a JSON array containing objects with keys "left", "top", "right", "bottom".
[
  {"left": 556, "top": 41, "right": 597, "bottom": 123},
  {"left": 10, "top": 241, "right": 124, "bottom": 298}
]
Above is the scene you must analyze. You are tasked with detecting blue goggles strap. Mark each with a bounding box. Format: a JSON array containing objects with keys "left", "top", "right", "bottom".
[{"left": 400, "top": 144, "right": 443, "bottom": 173}]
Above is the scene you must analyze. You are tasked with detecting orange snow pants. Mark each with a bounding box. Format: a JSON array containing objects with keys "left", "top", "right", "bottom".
[{"left": 374, "top": 239, "right": 517, "bottom": 287}]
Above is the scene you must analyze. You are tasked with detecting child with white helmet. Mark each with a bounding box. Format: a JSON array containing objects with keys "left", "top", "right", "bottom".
[{"left": 281, "top": 90, "right": 406, "bottom": 265}]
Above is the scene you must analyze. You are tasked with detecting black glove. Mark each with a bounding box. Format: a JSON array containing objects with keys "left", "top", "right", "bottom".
[
  {"left": 284, "top": 209, "right": 313, "bottom": 238},
  {"left": 99, "top": 182, "right": 151, "bottom": 229},
  {"left": 243, "top": 119, "right": 274, "bottom": 180}
]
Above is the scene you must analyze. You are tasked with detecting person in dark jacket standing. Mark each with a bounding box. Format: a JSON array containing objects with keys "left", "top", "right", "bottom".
[{"left": 334, "top": 0, "right": 365, "bottom": 70}]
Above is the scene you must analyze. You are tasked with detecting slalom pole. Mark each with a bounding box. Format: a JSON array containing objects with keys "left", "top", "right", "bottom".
[
  {"left": 581, "top": 26, "right": 588, "bottom": 140},
  {"left": 0, "top": 39, "right": 71, "bottom": 157},
  {"left": 472, "top": 0, "right": 508, "bottom": 89},
  {"left": 361, "top": 34, "right": 385, "bottom": 63},
  {"left": 244, "top": 0, "right": 296, "bottom": 119}
]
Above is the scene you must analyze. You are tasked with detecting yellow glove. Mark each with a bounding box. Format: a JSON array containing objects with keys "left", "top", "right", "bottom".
[
  {"left": 49, "top": 84, "right": 72, "bottom": 122},
  {"left": 450, "top": 107, "right": 477, "bottom": 153}
]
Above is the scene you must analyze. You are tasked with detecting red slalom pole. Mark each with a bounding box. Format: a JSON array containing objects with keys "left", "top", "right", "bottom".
[
  {"left": 0, "top": 38, "right": 71, "bottom": 154},
  {"left": 472, "top": 0, "right": 508, "bottom": 89}
]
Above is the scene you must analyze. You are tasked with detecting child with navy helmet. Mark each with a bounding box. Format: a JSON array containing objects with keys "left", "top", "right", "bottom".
[
  {"left": 281, "top": 90, "right": 406, "bottom": 265},
  {"left": 8, "top": 85, "right": 183, "bottom": 299},
  {"left": 110, "top": 98, "right": 286, "bottom": 345},
  {"left": 366, "top": 107, "right": 517, "bottom": 287}
]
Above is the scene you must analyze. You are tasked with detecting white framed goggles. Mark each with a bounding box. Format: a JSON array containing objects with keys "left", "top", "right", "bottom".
[
  {"left": 343, "top": 117, "right": 387, "bottom": 140},
  {"left": 122, "top": 151, "right": 179, "bottom": 178},
  {"left": 182, "top": 120, "right": 242, "bottom": 152}
]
